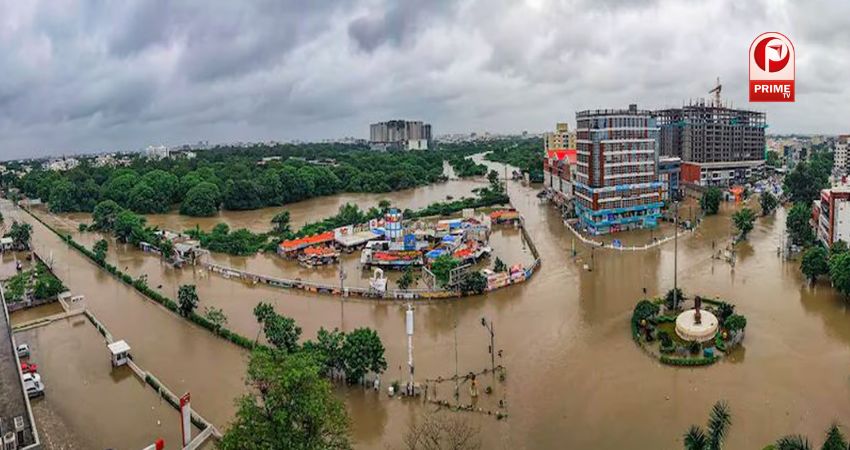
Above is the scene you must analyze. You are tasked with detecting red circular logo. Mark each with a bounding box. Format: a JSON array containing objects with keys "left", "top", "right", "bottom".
[{"left": 753, "top": 36, "right": 790, "bottom": 73}]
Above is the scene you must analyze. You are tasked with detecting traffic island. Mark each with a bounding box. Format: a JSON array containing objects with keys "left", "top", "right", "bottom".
[{"left": 630, "top": 292, "right": 747, "bottom": 367}]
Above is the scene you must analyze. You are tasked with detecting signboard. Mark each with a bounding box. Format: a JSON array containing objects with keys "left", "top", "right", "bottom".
[{"left": 749, "top": 32, "right": 795, "bottom": 102}]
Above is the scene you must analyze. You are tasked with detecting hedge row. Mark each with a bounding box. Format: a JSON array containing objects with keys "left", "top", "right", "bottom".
[
  {"left": 25, "top": 207, "right": 258, "bottom": 352},
  {"left": 659, "top": 355, "right": 718, "bottom": 367}
]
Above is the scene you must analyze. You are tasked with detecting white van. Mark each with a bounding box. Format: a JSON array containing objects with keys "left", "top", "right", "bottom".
[
  {"left": 22, "top": 373, "right": 44, "bottom": 398},
  {"left": 16, "top": 343, "right": 30, "bottom": 358}
]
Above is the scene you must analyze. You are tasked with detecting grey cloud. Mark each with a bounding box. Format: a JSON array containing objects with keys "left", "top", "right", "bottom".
[{"left": 0, "top": 0, "right": 849, "bottom": 159}]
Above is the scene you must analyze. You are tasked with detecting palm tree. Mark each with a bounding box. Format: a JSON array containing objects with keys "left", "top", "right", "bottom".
[
  {"left": 775, "top": 435, "right": 810, "bottom": 450},
  {"left": 774, "top": 423, "right": 847, "bottom": 450},
  {"left": 683, "top": 401, "right": 732, "bottom": 450}
]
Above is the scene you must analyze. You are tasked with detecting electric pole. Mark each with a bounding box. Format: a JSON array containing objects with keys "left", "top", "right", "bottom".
[
  {"left": 673, "top": 200, "right": 679, "bottom": 309},
  {"left": 481, "top": 317, "right": 495, "bottom": 373}
]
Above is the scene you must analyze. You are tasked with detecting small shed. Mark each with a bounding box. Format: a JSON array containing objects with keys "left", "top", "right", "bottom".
[
  {"left": 108, "top": 340, "right": 131, "bottom": 367},
  {"left": 0, "top": 237, "right": 13, "bottom": 251}
]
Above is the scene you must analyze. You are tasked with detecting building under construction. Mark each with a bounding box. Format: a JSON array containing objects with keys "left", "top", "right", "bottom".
[{"left": 655, "top": 81, "right": 767, "bottom": 186}]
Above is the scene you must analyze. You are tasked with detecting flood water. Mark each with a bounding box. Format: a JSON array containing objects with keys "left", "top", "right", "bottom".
[
  {"left": 16, "top": 316, "right": 194, "bottom": 449},
  {"left": 8, "top": 158, "right": 850, "bottom": 449}
]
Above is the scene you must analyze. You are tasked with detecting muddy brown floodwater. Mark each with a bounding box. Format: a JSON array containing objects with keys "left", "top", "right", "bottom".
[{"left": 10, "top": 156, "right": 850, "bottom": 449}]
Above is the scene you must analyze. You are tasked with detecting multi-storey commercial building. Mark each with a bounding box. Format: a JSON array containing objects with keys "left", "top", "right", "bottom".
[
  {"left": 543, "top": 123, "right": 576, "bottom": 153},
  {"left": 658, "top": 156, "right": 682, "bottom": 202},
  {"left": 655, "top": 99, "right": 766, "bottom": 186},
  {"left": 369, "top": 120, "right": 433, "bottom": 150},
  {"left": 834, "top": 136, "right": 850, "bottom": 177},
  {"left": 812, "top": 186, "right": 850, "bottom": 247},
  {"left": 574, "top": 105, "right": 662, "bottom": 235},
  {"left": 543, "top": 149, "right": 576, "bottom": 206}
]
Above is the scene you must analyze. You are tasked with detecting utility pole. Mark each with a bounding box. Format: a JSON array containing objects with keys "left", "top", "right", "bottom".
[
  {"left": 406, "top": 304, "right": 415, "bottom": 395},
  {"left": 504, "top": 163, "right": 508, "bottom": 196},
  {"left": 481, "top": 317, "right": 495, "bottom": 373},
  {"left": 673, "top": 200, "right": 679, "bottom": 310},
  {"left": 339, "top": 267, "right": 347, "bottom": 330},
  {"left": 454, "top": 320, "right": 459, "bottom": 399}
]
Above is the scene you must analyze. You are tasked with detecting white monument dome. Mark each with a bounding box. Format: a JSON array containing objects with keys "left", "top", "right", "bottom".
[{"left": 675, "top": 309, "right": 719, "bottom": 343}]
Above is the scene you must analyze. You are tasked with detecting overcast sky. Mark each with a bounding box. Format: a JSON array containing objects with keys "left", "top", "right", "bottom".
[{"left": 1, "top": 0, "right": 848, "bottom": 159}]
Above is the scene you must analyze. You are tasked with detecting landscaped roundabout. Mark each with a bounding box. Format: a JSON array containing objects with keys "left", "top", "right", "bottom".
[{"left": 631, "top": 289, "right": 747, "bottom": 367}]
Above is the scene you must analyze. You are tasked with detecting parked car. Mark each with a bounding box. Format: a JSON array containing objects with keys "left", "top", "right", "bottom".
[
  {"left": 16, "top": 343, "right": 30, "bottom": 358},
  {"left": 20, "top": 362, "right": 37, "bottom": 374},
  {"left": 22, "top": 373, "right": 44, "bottom": 398}
]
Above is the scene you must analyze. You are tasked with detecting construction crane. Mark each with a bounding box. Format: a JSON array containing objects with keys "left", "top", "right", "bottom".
[{"left": 709, "top": 77, "right": 722, "bottom": 108}]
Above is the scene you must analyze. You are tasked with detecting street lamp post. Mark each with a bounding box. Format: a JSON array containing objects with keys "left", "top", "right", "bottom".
[
  {"left": 673, "top": 200, "right": 679, "bottom": 310},
  {"left": 481, "top": 317, "right": 495, "bottom": 373}
]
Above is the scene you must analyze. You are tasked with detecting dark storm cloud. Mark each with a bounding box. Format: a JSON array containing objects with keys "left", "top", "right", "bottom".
[{"left": 0, "top": 0, "right": 848, "bottom": 159}]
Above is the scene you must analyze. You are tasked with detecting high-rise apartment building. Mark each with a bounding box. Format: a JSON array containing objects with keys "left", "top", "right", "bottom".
[
  {"left": 834, "top": 135, "right": 850, "bottom": 177},
  {"left": 655, "top": 99, "right": 766, "bottom": 186},
  {"left": 369, "top": 120, "right": 433, "bottom": 150},
  {"left": 574, "top": 105, "right": 662, "bottom": 235}
]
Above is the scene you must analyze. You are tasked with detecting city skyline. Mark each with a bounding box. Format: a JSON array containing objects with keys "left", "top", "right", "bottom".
[{"left": 2, "top": 0, "right": 850, "bottom": 159}]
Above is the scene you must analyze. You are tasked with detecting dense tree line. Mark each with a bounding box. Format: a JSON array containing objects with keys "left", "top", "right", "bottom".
[
  {"left": 447, "top": 155, "right": 487, "bottom": 177},
  {"left": 15, "top": 143, "right": 452, "bottom": 216}
]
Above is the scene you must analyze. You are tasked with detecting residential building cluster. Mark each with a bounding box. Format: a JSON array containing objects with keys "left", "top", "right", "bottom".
[{"left": 369, "top": 120, "right": 433, "bottom": 150}]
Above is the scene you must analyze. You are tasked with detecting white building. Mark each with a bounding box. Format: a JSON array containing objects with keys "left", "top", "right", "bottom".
[
  {"left": 43, "top": 157, "right": 79, "bottom": 171},
  {"left": 146, "top": 145, "right": 170, "bottom": 159}
]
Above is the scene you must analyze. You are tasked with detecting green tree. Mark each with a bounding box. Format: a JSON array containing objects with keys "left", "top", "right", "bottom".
[
  {"left": 341, "top": 327, "right": 387, "bottom": 384},
  {"left": 829, "top": 252, "right": 850, "bottom": 297},
  {"left": 128, "top": 181, "right": 162, "bottom": 214},
  {"left": 760, "top": 191, "right": 779, "bottom": 216},
  {"left": 219, "top": 348, "right": 351, "bottom": 450},
  {"left": 177, "top": 284, "right": 199, "bottom": 317},
  {"left": 92, "top": 200, "right": 123, "bottom": 231},
  {"left": 632, "top": 299, "right": 660, "bottom": 324},
  {"left": 765, "top": 151, "right": 780, "bottom": 167},
  {"left": 112, "top": 210, "right": 146, "bottom": 244},
  {"left": 159, "top": 238, "right": 175, "bottom": 261},
  {"left": 821, "top": 424, "right": 848, "bottom": 450},
  {"left": 48, "top": 179, "right": 78, "bottom": 212},
  {"left": 459, "top": 271, "right": 487, "bottom": 295},
  {"left": 203, "top": 306, "right": 228, "bottom": 333},
  {"left": 430, "top": 254, "right": 460, "bottom": 287},
  {"left": 784, "top": 161, "right": 829, "bottom": 204},
  {"left": 493, "top": 257, "right": 507, "bottom": 273},
  {"left": 716, "top": 302, "right": 735, "bottom": 322},
  {"left": 141, "top": 169, "right": 179, "bottom": 205},
  {"left": 724, "top": 314, "right": 747, "bottom": 334},
  {"left": 180, "top": 182, "right": 221, "bottom": 217},
  {"left": 732, "top": 207, "right": 756, "bottom": 240},
  {"left": 786, "top": 203, "right": 814, "bottom": 246},
  {"left": 304, "top": 327, "right": 345, "bottom": 376},
  {"left": 254, "top": 302, "right": 302, "bottom": 353},
  {"left": 93, "top": 239, "right": 108, "bottom": 264},
  {"left": 378, "top": 199, "right": 391, "bottom": 212},
  {"left": 7, "top": 221, "right": 32, "bottom": 250},
  {"left": 664, "top": 288, "right": 686, "bottom": 311},
  {"left": 801, "top": 246, "right": 829, "bottom": 283},
  {"left": 397, "top": 267, "right": 416, "bottom": 290},
  {"left": 700, "top": 188, "right": 722, "bottom": 215},
  {"left": 830, "top": 240, "right": 849, "bottom": 258},
  {"left": 101, "top": 173, "right": 139, "bottom": 207},
  {"left": 683, "top": 401, "right": 732, "bottom": 450},
  {"left": 271, "top": 211, "right": 292, "bottom": 235},
  {"left": 223, "top": 179, "right": 263, "bottom": 210},
  {"left": 775, "top": 435, "right": 810, "bottom": 450}
]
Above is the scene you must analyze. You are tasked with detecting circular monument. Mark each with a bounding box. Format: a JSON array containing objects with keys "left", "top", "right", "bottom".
[{"left": 675, "top": 308, "right": 718, "bottom": 343}]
